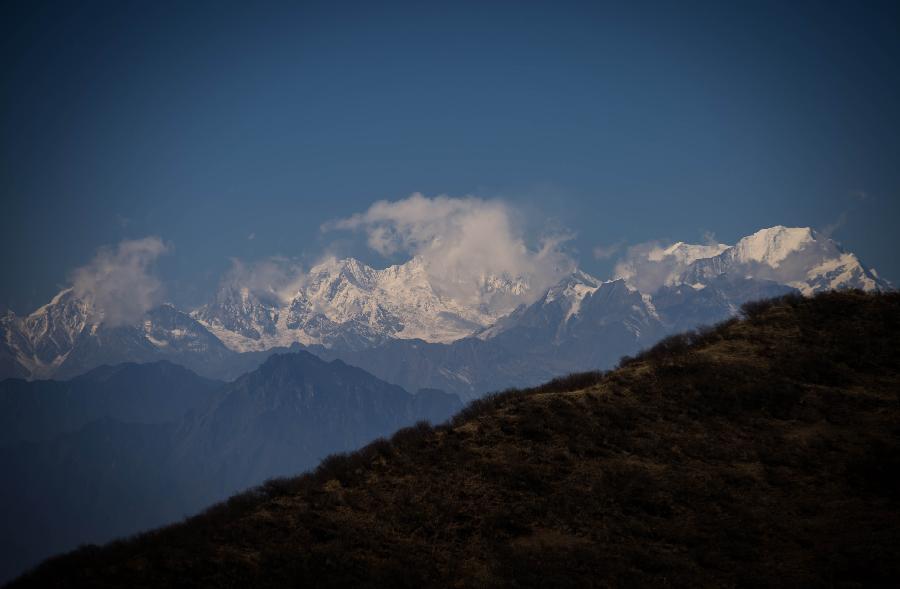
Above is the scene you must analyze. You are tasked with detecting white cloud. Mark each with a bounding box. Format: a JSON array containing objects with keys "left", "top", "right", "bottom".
[
  {"left": 613, "top": 240, "right": 729, "bottom": 292},
  {"left": 324, "top": 193, "right": 575, "bottom": 309},
  {"left": 592, "top": 241, "right": 623, "bottom": 260},
  {"left": 219, "top": 256, "right": 306, "bottom": 306},
  {"left": 613, "top": 242, "right": 675, "bottom": 292},
  {"left": 71, "top": 237, "right": 171, "bottom": 326},
  {"left": 819, "top": 212, "right": 847, "bottom": 239}
]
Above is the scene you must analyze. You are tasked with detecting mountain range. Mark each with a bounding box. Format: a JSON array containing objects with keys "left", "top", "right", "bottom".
[
  {"left": 1, "top": 226, "right": 889, "bottom": 396},
  {"left": 10, "top": 290, "right": 898, "bottom": 588}
]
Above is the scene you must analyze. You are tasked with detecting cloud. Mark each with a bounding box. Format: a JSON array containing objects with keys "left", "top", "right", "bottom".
[
  {"left": 218, "top": 256, "right": 306, "bottom": 306},
  {"left": 71, "top": 237, "right": 171, "bottom": 326},
  {"left": 324, "top": 193, "right": 575, "bottom": 310},
  {"left": 593, "top": 241, "right": 623, "bottom": 260},
  {"left": 819, "top": 212, "right": 847, "bottom": 239},
  {"left": 613, "top": 242, "right": 678, "bottom": 292},
  {"left": 613, "top": 239, "right": 729, "bottom": 292}
]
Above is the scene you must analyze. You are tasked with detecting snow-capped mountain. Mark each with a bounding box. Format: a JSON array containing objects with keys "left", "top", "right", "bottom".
[
  {"left": 1, "top": 289, "right": 90, "bottom": 379},
  {"left": 669, "top": 226, "right": 887, "bottom": 294},
  {"left": 319, "top": 277, "right": 668, "bottom": 401},
  {"left": 476, "top": 270, "right": 605, "bottom": 341},
  {"left": 482, "top": 276, "right": 667, "bottom": 361},
  {"left": 1, "top": 289, "right": 240, "bottom": 381},
  {"left": 615, "top": 241, "right": 731, "bottom": 289},
  {"left": 1, "top": 225, "right": 889, "bottom": 385},
  {"left": 193, "top": 256, "right": 529, "bottom": 352},
  {"left": 484, "top": 226, "right": 885, "bottom": 346}
]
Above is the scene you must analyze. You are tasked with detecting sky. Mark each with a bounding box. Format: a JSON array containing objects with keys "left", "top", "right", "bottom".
[{"left": 3, "top": 0, "right": 899, "bottom": 314}]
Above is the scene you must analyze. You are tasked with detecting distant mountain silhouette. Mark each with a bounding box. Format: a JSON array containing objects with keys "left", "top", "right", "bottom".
[
  {"left": 0, "top": 361, "right": 222, "bottom": 447},
  {"left": 0, "top": 353, "right": 460, "bottom": 584}
]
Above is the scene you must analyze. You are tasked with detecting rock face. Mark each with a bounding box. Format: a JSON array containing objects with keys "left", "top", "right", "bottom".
[{"left": 1, "top": 226, "right": 890, "bottom": 388}]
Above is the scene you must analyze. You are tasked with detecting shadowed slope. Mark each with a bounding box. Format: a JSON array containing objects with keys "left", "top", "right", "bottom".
[{"left": 9, "top": 291, "right": 900, "bottom": 588}]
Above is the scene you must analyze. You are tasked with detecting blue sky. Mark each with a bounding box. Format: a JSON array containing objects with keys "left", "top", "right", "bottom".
[{"left": 3, "top": 0, "right": 899, "bottom": 312}]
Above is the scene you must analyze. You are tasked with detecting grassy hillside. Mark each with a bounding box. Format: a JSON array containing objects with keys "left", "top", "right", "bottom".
[{"left": 9, "top": 291, "right": 900, "bottom": 588}]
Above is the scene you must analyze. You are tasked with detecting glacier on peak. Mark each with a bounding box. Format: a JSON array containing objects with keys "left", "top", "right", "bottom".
[
  {"left": 619, "top": 226, "right": 886, "bottom": 296},
  {"left": 1, "top": 289, "right": 235, "bottom": 381},
  {"left": 730, "top": 226, "right": 817, "bottom": 267},
  {"left": 193, "top": 256, "right": 539, "bottom": 352},
  {"left": 652, "top": 241, "right": 730, "bottom": 264}
]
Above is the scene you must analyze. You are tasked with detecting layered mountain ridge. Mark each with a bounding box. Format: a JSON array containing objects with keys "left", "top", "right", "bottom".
[
  {"left": 1, "top": 226, "right": 888, "bottom": 389},
  {"left": 10, "top": 290, "right": 900, "bottom": 588},
  {"left": 0, "top": 353, "right": 461, "bottom": 584}
]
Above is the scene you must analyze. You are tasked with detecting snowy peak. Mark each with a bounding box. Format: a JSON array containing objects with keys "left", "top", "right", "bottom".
[
  {"left": 542, "top": 270, "right": 603, "bottom": 320},
  {"left": 799, "top": 251, "right": 883, "bottom": 294},
  {"left": 2, "top": 288, "right": 230, "bottom": 380},
  {"left": 478, "top": 274, "right": 663, "bottom": 345},
  {"left": 654, "top": 241, "right": 730, "bottom": 265},
  {"left": 478, "top": 270, "right": 620, "bottom": 340},
  {"left": 667, "top": 226, "right": 887, "bottom": 295},
  {"left": 307, "top": 257, "right": 379, "bottom": 292},
  {"left": 617, "top": 241, "right": 730, "bottom": 290},
  {"left": 478, "top": 272, "right": 530, "bottom": 297},
  {"left": 194, "top": 256, "right": 528, "bottom": 353},
  {"left": 1, "top": 288, "right": 91, "bottom": 378},
  {"left": 193, "top": 284, "right": 279, "bottom": 342},
  {"left": 730, "top": 226, "right": 819, "bottom": 267}
]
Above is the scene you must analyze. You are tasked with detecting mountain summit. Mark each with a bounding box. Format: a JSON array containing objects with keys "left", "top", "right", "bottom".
[
  {"left": 0, "top": 289, "right": 234, "bottom": 381},
  {"left": 644, "top": 226, "right": 886, "bottom": 295}
]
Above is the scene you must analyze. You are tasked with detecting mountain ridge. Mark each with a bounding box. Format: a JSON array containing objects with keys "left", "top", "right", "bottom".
[
  {"left": 0, "top": 351, "right": 461, "bottom": 584},
  {"left": 1, "top": 226, "right": 889, "bottom": 388}
]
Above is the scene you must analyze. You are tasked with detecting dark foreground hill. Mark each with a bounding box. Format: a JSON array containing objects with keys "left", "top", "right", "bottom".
[{"left": 9, "top": 291, "right": 900, "bottom": 588}]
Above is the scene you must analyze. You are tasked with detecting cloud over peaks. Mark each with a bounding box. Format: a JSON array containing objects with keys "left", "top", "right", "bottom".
[
  {"left": 613, "top": 240, "right": 730, "bottom": 292},
  {"left": 325, "top": 193, "right": 575, "bottom": 309},
  {"left": 71, "top": 237, "right": 170, "bottom": 326},
  {"left": 218, "top": 256, "right": 306, "bottom": 306}
]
